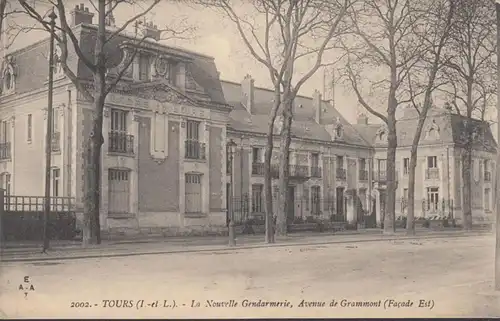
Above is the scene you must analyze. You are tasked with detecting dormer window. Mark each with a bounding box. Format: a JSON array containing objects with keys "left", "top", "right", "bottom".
[
  {"left": 376, "top": 126, "right": 388, "bottom": 142},
  {"left": 335, "top": 124, "right": 343, "bottom": 139},
  {"left": 1, "top": 56, "right": 16, "bottom": 95},
  {"left": 425, "top": 120, "right": 440, "bottom": 140}
]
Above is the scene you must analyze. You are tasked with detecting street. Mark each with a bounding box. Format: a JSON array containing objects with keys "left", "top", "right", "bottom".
[{"left": 0, "top": 234, "right": 498, "bottom": 318}]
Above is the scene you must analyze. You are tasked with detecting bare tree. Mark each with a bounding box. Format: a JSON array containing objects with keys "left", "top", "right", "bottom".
[
  {"left": 16, "top": 0, "right": 195, "bottom": 246},
  {"left": 198, "top": 0, "right": 353, "bottom": 240},
  {"left": 341, "top": 0, "right": 429, "bottom": 234},
  {"left": 403, "top": 0, "right": 456, "bottom": 235},
  {"left": 437, "top": 0, "right": 496, "bottom": 230}
]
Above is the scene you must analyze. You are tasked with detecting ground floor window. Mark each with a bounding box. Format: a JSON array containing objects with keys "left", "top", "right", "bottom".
[
  {"left": 0, "top": 172, "right": 11, "bottom": 195},
  {"left": 311, "top": 185, "right": 321, "bottom": 215},
  {"left": 108, "top": 169, "right": 130, "bottom": 214},
  {"left": 251, "top": 184, "right": 263, "bottom": 213},
  {"left": 426, "top": 187, "right": 439, "bottom": 212},
  {"left": 185, "top": 173, "right": 202, "bottom": 213},
  {"left": 52, "top": 168, "right": 60, "bottom": 197},
  {"left": 485, "top": 188, "right": 491, "bottom": 211}
]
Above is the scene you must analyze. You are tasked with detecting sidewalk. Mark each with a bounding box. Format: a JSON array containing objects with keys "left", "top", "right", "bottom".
[{"left": 0, "top": 228, "right": 492, "bottom": 263}]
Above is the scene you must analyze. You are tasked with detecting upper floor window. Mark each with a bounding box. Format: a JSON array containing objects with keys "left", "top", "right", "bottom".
[
  {"left": 484, "top": 160, "right": 489, "bottom": 172},
  {"left": 311, "top": 153, "right": 320, "bottom": 168},
  {"left": 359, "top": 158, "right": 366, "bottom": 170},
  {"left": 0, "top": 172, "right": 11, "bottom": 195},
  {"left": 252, "top": 147, "right": 262, "bottom": 163},
  {"left": 336, "top": 155, "right": 344, "bottom": 168},
  {"left": 427, "top": 156, "right": 437, "bottom": 168},
  {"left": 186, "top": 120, "right": 200, "bottom": 141},
  {"left": 139, "top": 54, "right": 150, "bottom": 81},
  {"left": 0, "top": 120, "right": 9, "bottom": 144},
  {"left": 403, "top": 158, "right": 410, "bottom": 175},
  {"left": 111, "top": 109, "right": 128, "bottom": 133}
]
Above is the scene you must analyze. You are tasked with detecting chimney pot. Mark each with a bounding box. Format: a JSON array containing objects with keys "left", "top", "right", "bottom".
[
  {"left": 357, "top": 113, "right": 368, "bottom": 125},
  {"left": 71, "top": 4, "right": 94, "bottom": 26},
  {"left": 85, "top": 7, "right": 89, "bottom": 12}
]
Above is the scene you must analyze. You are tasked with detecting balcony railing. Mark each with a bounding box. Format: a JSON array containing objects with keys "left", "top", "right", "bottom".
[
  {"left": 185, "top": 140, "right": 206, "bottom": 160},
  {"left": 252, "top": 162, "right": 265, "bottom": 176},
  {"left": 373, "top": 170, "right": 399, "bottom": 182},
  {"left": 290, "top": 165, "right": 309, "bottom": 178},
  {"left": 269, "top": 164, "right": 310, "bottom": 179},
  {"left": 51, "top": 132, "right": 61, "bottom": 152},
  {"left": 109, "top": 131, "right": 134, "bottom": 154},
  {"left": 359, "top": 169, "right": 368, "bottom": 181},
  {"left": 425, "top": 168, "right": 439, "bottom": 180},
  {"left": 484, "top": 171, "right": 492, "bottom": 182},
  {"left": 311, "top": 166, "right": 322, "bottom": 178},
  {"left": 0, "top": 142, "right": 11, "bottom": 160},
  {"left": 336, "top": 168, "right": 346, "bottom": 180}
]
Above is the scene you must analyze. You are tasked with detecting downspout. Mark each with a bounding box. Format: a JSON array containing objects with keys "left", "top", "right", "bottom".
[
  {"left": 446, "top": 146, "right": 451, "bottom": 218},
  {"left": 66, "top": 87, "right": 72, "bottom": 198}
]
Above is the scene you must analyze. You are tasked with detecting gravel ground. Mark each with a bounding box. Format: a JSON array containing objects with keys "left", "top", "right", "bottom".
[{"left": 0, "top": 234, "right": 498, "bottom": 318}]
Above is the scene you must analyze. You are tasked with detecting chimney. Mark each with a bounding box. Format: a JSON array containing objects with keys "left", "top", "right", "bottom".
[
  {"left": 357, "top": 113, "right": 369, "bottom": 125},
  {"left": 241, "top": 74, "right": 254, "bottom": 114},
  {"left": 105, "top": 0, "right": 116, "bottom": 27},
  {"left": 141, "top": 21, "right": 161, "bottom": 41},
  {"left": 313, "top": 89, "right": 322, "bottom": 123},
  {"left": 70, "top": 4, "right": 94, "bottom": 27}
]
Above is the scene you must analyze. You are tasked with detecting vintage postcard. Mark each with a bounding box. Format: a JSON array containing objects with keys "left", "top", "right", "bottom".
[{"left": 0, "top": 0, "right": 499, "bottom": 318}]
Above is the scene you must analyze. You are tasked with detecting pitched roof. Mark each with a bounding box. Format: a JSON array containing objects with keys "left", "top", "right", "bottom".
[
  {"left": 221, "top": 80, "right": 372, "bottom": 148},
  {"left": 353, "top": 106, "right": 497, "bottom": 152},
  {"left": 3, "top": 24, "right": 226, "bottom": 104}
]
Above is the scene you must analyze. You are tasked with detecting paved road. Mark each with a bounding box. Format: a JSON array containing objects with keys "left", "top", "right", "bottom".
[{"left": 0, "top": 234, "right": 498, "bottom": 318}]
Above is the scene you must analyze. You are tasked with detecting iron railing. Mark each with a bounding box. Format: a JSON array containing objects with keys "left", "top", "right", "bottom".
[
  {"left": 0, "top": 142, "right": 11, "bottom": 160},
  {"left": 252, "top": 162, "right": 265, "bottom": 176},
  {"left": 425, "top": 168, "right": 439, "bottom": 180},
  {"left": 359, "top": 170, "right": 368, "bottom": 181},
  {"left": 109, "top": 131, "right": 134, "bottom": 154},
  {"left": 311, "top": 166, "right": 322, "bottom": 178},
  {"left": 336, "top": 168, "right": 346, "bottom": 180},
  {"left": 51, "top": 132, "right": 61, "bottom": 152},
  {"left": 185, "top": 140, "right": 206, "bottom": 160}
]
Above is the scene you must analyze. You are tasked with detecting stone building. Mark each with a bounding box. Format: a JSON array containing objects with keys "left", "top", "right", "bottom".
[
  {"left": 354, "top": 105, "right": 497, "bottom": 224},
  {"left": 0, "top": 5, "right": 495, "bottom": 236}
]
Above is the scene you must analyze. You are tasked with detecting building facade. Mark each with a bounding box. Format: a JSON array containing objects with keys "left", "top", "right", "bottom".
[{"left": 0, "top": 5, "right": 496, "bottom": 236}]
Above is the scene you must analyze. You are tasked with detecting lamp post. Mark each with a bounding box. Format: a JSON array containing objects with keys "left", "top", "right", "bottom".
[
  {"left": 227, "top": 139, "right": 237, "bottom": 247},
  {"left": 42, "top": 9, "right": 57, "bottom": 253},
  {"left": 495, "top": 0, "right": 500, "bottom": 291}
]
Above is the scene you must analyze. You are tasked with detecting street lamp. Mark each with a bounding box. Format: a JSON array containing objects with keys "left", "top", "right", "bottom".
[{"left": 227, "top": 139, "right": 237, "bottom": 247}]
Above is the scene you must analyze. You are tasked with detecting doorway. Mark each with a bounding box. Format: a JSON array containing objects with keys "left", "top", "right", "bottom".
[{"left": 336, "top": 187, "right": 345, "bottom": 217}]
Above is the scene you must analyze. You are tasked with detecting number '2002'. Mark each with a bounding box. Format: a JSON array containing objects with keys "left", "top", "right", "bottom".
[{"left": 70, "top": 302, "right": 91, "bottom": 308}]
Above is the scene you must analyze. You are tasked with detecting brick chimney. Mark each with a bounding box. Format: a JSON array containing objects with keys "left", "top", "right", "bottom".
[
  {"left": 241, "top": 74, "right": 254, "bottom": 114},
  {"left": 141, "top": 21, "right": 161, "bottom": 41},
  {"left": 71, "top": 4, "right": 94, "bottom": 26},
  {"left": 313, "top": 89, "right": 322, "bottom": 123},
  {"left": 357, "top": 113, "right": 369, "bottom": 125}
]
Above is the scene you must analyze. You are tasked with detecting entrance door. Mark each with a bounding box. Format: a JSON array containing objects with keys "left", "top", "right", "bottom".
[
  {"left": 287, "top": 186, "right": 295, "bottom": 223},
  {"left": 336, "top": 187, "right": 344, "bottom": 217}
]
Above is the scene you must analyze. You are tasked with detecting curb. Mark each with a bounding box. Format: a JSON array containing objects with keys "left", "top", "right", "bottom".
[{"left": 0, "top": 231, "right": 491, "bottom": 263}]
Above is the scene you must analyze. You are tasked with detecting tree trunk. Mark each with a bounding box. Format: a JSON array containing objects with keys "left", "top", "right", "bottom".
[
  {"left": 263, "top": 91, "right": 281, "bottom": 244},
  {"left": 384, "top": 114, "right": 397, "bottom": 234},
  {"left": 462, "top": 147, "right": 473, "bottom": 230},
  {"left": 275, "top": 100, "right": 293, "bottom": 237}
]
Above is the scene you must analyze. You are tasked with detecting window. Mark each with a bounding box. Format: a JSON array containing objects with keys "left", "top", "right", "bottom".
[
  {"left": 311, "top": 153, "right": 320, "bottom": 168},
  {"left": 403, "top": 158, "right": 409, "bottom": 175},
  {"left": 426, "top": 187, "right": 439, "bottom": 211},
  {"left": 108, "top": 169, "right": 130, "bottom": 214},
  {"left": 111, "top": 109, "right": 128, "bottom": 133},
  {"left": 403, "top": 188, "right": 409, "bottom": 200},
  {"left": 359, "top": 158, "right": 366, "bottom": 170},
  {"left": 311, "top": 186, "right": 321, "bottom": 215},
  {"left": 52, "top": 109, "right": 59, "bottom": 133},
  {"left": 427, "top": 156, "right": 437, "bottom": 168},
  {"left": 51, "top": 168, "right": 60, "bottom": 197},
  {"left": 27, "top": 114, "right": 32, "bottom": 142},
  {"left": 252, "top": 184, "right": 263, "bottom": 213},
  {"left": 185, "top": 120, "right": 204, "bottom": 159},
  {"left": 288, "top": 151, "right": 292, "bottom": 163},
  {"left": 5, "top": 72, "right": 11, "bottom": 90},
  {"left": 336, "top": 155, "right": 344, "bottom": 169},
  {"left": 484, "top": 160, "right": 489, "bottom": 172},
  {"left": 252, "top": 147, "right": 262, "bottom": 163},
  {"left": 303, "top": 187, "right": 310, "bottom": 211},
  {"left": 0, "top": 173, "right": 11, "bottom": 195},
  {"left": 139, "top": 54, "right": 150, "bottom": 81},
  {"left": 185, "top": 173, "right": 202, "bottom": 213},
  {"left": 485, "top": 188, "right": 491, "bottom": 211}
]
